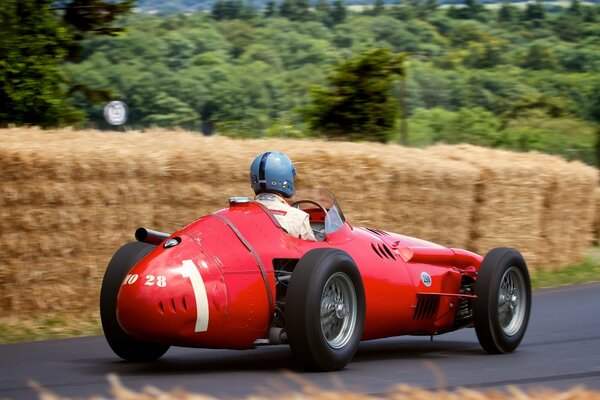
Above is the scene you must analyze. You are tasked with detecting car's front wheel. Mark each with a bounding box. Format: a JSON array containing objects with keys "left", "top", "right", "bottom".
[
  {"left": 100, "top": 242, "right": 170, "bottom": 361},
  {"left": 473, "top": 247, "right": 531, "bottom": 354},
  {"left": 286, "top": 249, "right": 365, "bottom": 371}
]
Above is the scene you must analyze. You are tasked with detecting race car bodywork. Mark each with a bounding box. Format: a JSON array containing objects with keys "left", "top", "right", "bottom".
[{"left": 101, "top": 189, "right": 531, "bottom": 371}]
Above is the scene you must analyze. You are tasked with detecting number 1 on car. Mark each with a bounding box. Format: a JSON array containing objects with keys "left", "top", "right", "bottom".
[{"left": 180, "top": 260, "right": 210, "bottom": 332}]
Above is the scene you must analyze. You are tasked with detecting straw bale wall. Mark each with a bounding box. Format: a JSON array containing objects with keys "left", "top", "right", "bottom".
[
  {"left": 595, "top": 188, "right": 600, "bottom": 245},
  {"left": 0, "top": 127, "right": 597, "bottom": 318},
  {"left": 428, "top": 145, "right": 598, "bottom": 269}
]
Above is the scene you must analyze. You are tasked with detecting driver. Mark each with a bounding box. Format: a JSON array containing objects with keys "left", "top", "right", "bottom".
[{"left": 250, "top": 151, "right": 316, "bottom": 241}]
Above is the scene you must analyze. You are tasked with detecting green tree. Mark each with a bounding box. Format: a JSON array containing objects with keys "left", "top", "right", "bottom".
[
  {"left": 303, "top": 48, "right": 405, "bottom": 142},
  {"left": 501, "top": 93, "right": 570, "bottom": 126},
  {"left": 0, "top": 0, "right": 133, "bottom": 127},
  {"left": 218, "top": 20, "right": 255, "bottom": 58},
  {"left": 411, "top": 107, "right": 503, "bottom": 146},
  {"left": 264, "top": 0, "right": 277, "bottom": 16},
  {"left": 447, "top": 0, "right": 485, "bottom": 20},
  {"left": 553, "top": 13, "right": 585, "bottom": 42},
  {"left": 372, "top": 0, "right": 385, "bottom": 16},
  {"left": 143, "top": 91, "right": 200, "bottom": 129},
  {"left": 420, "top": 0, "right": 438, "bottom": 19},
  {"left": 521, "top": 41, "right": 559, "bottom": 70},
  {"left": 316, "top": 0, "right": 330, "bottom": 12},
  {"left": 497, "top": 0, "right": 516, "bottom": 24},
  {"left": 58, "top": 0, "right": 135, "bottom": 60},
  {"left": 523, "top": 0, "right": 545, "bottom": 27},
  {"left": 328, "top": 0, "right": 347, "bottom": 26},
  {"left": 567, "top": 0, "right": 583, "bottom": 17},
  {"left": 393, "top": 0, "right": 417, "bottom": 20},
  {"left": 464, "top": 0, "right": 485, "bottom": 20},
  {"left": 587, "top": 80, "right": 600, "bottom": 167},
  {"left": 212, "top": 0, "right": 256, "bottom": 20},
  {"left": 0, "top": 0, "right": 79, "bottom": 126},
  {"left": 280, "top": 0, "right": 310, "bottom": 21},
  {"left": 583, "top": 5, "right": 597, "bottom": 23}
]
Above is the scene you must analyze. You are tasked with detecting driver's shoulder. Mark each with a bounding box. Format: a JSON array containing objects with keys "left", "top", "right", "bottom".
[{"left": 284, "top": 204, "right": 310, "bottom": 219}]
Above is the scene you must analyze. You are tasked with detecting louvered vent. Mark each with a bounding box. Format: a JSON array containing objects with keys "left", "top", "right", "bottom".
[
  {"left": 370, "top": 242, "right": 396, "bottom": 260},
  {"left": 365, "top": 228, "right": 390, "bottom": 236},
  {"left": 371, "top": 243, "right": 383, "bottom": 258},
  {"left": 413, "top": 296, "right": 440, "bottom": 320}
]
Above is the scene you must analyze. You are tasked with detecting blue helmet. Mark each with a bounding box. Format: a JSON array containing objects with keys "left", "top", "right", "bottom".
[{"left": 250, "top": 151, "right": 296, "bottom": 198}]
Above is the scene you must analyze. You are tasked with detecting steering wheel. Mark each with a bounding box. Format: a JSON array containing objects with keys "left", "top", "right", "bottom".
[
  {"left": 290, "top": 200, "right": 328, "bottom": 215},
  {"left": 291, "top": 199, "right": 328, "bottom": 241}
]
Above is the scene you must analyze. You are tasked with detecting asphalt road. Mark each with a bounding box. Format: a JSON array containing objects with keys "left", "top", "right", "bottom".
[{"left": 1, "top": 283, "right": 599, "bottom": 399}]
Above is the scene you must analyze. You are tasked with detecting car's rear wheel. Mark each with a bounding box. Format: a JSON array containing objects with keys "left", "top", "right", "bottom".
[
  {"left": 100, "top": 242, "right": 170, "bottom": 361},
  {"left": 473, "top": 247, "right": 531, "bottom": 354},
  {"left": 286, "top": 249, "right": 365, "bottom": 371}
]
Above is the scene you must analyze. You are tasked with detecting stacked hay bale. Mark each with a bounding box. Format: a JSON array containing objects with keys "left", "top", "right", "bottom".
[
  {"left": 538, "top": 156, "right": 597, "bottom": 269},
  {"left": 0, "top": 128, "right": 597, "bottom": 319},
  {"left": 290, "top": 142, "right": 480, "bottom": 248},
  {"left": 428, "top": 145, "right": 598, "bottom": 269},
  {"left": 595, "top": 188, "right": 600, "bottom": 245}
]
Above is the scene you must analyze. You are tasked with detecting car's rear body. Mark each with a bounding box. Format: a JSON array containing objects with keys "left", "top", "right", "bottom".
[{"left": 116, "top": 194, "right": 482, "bottom": 349}]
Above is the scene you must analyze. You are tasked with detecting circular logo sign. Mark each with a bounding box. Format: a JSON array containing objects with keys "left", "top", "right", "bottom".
[
  {"left": 103, "top": 101, "right": 128, "bottom": 126},
  {"left": 420, "top": 272, "right": 432, "bottom": 287}
]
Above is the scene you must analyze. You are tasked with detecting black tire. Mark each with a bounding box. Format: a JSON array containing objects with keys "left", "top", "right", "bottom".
[
  {"left": 100, "top": 242, "right": 170, "bottom": 361},
  {"left": 286, "top": 248, "right": 366, "bottom": 371},
  {"left": 473, "top": 247, "right": 531, "bottom": 354}
]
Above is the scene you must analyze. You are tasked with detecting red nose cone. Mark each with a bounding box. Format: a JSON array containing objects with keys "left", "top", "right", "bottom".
[
  {"left": 116, "top": 214, "right": 277, "bottom": 350},
  {"left": 116, "top": 236, "right": 226, "bottom": 347}
]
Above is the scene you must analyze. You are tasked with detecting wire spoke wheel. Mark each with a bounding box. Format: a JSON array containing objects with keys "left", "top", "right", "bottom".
[
  {"left": 474, "top": 247, "right": 531, "bottom": 354},
  {"left": 286, "top": 249, "right": 365, "bottom": 371},
  {"left": 320, "top": 272, "right": 357, "bottom": 349},
  {"left": 498, "top": 266, "right": 527, "bottom": 336}
]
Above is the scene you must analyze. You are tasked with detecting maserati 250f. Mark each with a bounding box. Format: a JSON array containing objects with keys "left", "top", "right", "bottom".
[{"left": 100, "top": 189, "right": 531, "bottom": 371}]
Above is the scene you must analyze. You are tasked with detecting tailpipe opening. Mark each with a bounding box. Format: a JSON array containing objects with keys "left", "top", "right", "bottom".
[{"left": 135, "top": 227, "right": 170, "bottom": 245}]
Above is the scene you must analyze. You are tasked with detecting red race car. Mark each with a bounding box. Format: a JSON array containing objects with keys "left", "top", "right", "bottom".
[{"left": 101, "top": 189, "right": 531, "bottom": 371}]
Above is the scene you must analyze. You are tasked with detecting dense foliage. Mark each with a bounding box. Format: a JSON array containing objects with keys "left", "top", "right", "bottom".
[
  {"left": 0, "top": 0, "right": 134, "bottom": 127},
  {"left": 303, "top": 48, "right": 404, "bottom": 142},
  {"left": 2, "top": 0, "right": 599, "bottom": 165}
]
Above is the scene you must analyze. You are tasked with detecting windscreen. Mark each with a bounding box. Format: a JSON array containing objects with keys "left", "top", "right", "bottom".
[{"left": 290, "top": 189, "right": 346, "bottom": 234}]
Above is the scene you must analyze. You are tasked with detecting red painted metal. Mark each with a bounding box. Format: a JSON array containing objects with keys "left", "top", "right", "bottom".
[{"left": 115, "top": 191, "right": 483, "bottom": 349}]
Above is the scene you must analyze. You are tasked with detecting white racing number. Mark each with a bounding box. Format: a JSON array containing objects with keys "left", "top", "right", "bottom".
[
  {"left": 180, "top": 259, "right": 209, "bottom": 332},
  {"left": 123, "top": 274, "right": 167, "bottom": 286},
  {"left": 144, "top": 275, "right": 167, "bottom": 287},
  {"left": 123, "top": 274, "right": 139, "bottom": 285}
]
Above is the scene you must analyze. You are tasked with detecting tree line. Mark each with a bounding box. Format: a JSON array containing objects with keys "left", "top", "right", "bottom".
[{"left": 1, "top": 0, "right": 599, "bottom": 165}]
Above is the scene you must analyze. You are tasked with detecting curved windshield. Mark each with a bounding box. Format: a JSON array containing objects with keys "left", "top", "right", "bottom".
[{"left": 289, "top": 189, "right": 346, "bottom": 235}]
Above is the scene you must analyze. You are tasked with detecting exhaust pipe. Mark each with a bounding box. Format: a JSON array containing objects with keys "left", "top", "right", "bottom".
[{"left": 135, "top": 227, "right": 170, "bottom": 245}]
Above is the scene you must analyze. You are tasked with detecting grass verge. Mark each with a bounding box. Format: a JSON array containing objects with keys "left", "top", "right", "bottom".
[
  {"left": 531, "top": 246, "right": 600, "bottom": 289},
  {"left": 1, "top": 247, "right": 598, "bottom": 345},
  {"left": 0, "top": 314, "right": 101, "bottom": 345}
]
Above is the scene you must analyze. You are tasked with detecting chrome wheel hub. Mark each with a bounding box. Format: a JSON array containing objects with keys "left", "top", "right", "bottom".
[
  {"left": 498, "top": 267, "right": 527, "bottom": 336},
  {"left": 320, "top": 272, "right": 357, "bottom": 349}
]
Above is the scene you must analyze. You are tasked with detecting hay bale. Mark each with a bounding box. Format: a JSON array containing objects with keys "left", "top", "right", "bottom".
[
  {"left": 427, "top": 145, "right": 598, "bottom": 270},
  {"left": 538, "top": 158, "right": 597, "bottom": 269},
  {"left": 0, "top": 127, "right": 598, "bottom": 319},
  {"left": 595, "top": 188, "right": 600, "bottom": 245}
]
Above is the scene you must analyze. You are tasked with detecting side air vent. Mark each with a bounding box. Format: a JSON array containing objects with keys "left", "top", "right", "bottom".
[
  {"left": 413, "top": 296, "right": 440, "bottom": 320},
  {"left": 371, "top": 243, "right": 396, "bottom": 260},
  {"left": 371, "top": 243, "right": 383, "bottom": 258},
  {"left": 380, "top": 243, "right": 396, "bottom": 260},
  {"left": 158, "top": 298, "right": 190, "bottom": 315},
  {"left": 365, "top": 228, "right": 390, "bottom": 236}
]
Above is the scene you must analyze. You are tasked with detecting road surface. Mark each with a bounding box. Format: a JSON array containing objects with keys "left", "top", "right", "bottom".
[{"left": 1, "top": 283, "right": 599, "bottom": 399}]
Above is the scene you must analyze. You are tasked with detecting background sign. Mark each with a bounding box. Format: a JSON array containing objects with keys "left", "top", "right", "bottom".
[{"left": 103, "top": 101, "right": 128, "bottom": 126}]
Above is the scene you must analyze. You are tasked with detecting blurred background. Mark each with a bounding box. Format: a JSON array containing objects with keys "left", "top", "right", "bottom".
[{"left": 1, "top": 0, "right": 599, "bottom": 166}]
